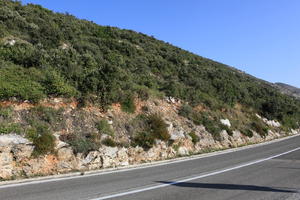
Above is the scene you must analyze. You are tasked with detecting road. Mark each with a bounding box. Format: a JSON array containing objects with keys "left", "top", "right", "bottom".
[{"left": 1, "top": 135, "right": 300, "bottom": 200}]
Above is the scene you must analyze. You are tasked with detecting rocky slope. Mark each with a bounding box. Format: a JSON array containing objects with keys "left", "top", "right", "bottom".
[
  {"left": 275, "top": 83, "right": 300, "bottom": 100},
  {"left": 0, "top": 98, "right": 298, "bottom": 180}
]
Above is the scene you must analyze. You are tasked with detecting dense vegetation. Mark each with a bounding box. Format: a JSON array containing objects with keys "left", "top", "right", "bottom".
[{"left": 0, "top": 0, "right": 299, "bottom": 130}]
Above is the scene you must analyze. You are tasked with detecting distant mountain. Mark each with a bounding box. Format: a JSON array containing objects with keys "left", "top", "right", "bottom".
[{"left": 275, "top": 83, "right": 300, "bottom": 100}]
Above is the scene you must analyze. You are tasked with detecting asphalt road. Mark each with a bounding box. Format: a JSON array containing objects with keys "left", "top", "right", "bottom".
[{"left": 1, "top": 135, "right": 300, "bottom": 200}]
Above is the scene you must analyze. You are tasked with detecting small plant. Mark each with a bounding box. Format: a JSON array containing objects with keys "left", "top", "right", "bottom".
[
  {"left": 220, "top": 124, "right": 233, "bottom": 136},
  {"left": 96, "top": 120, "right": 114, "bottom": 136},
  {"left": 242, "top": 128, "right": 253, "bottom": 137},
  {"left": 147, "top": 113, "right": 170, "bottom": 141},
  {"left": 0, "top": 106, "right": 13, "bottom": 120},
  {"left": 101, "top": 137, "right": 117, "bottom": 147},
  {"left": 178, "top": 104, "right": 193, "bottom": 118},
  {"left": 188, "top": 132, "right": 200, "bottom": 144},
  {"left": 27, "top": 106, "right": 64, "bottom": 126},
  {"left": 69, "top": 137, "right": 98, "bottom": 154},
  {"left": 121, "top": 95, "right": 136, "bottom": 113},
  {"left": 251, "top": 121, "right": 268, "bottom": 137},
  {"left": 32, "top": 132, "right": 55, "bottom": 157},
  {"left": 25, "top": 127, "right": 39, "bottom": 141},
  {"left": 131, "top": 131, "right": 155, "bottom": 149},
  {"left": 0, "top": 123, "right": 22, "bottom": 134}
]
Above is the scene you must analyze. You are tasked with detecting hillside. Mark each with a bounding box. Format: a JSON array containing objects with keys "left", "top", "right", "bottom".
[
  {"left": 0, "top": 0, "right": 300, "bottom": 180},
  {"left": 1, "top": 1, "right": 299, "bottom": 128},
  {"left": 275, "top": 83, "right": 300, "bottom": 100}
]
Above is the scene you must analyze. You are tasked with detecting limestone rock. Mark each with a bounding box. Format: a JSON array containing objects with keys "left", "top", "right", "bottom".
[
  {"left": 220, "top": 119, "right": 231, "bottom": 127},
  {"left": 101, "top": 146, "right": 118, "bottom": 158},
  {"left": 170, "top": 128, "right": 185, "bottom": 141},
  {"left": 0, "top": 134, "right": 30, "bottom": 146},
  {"left": 177, "top": 146, "right": 189, "bottom": 156},
  {"left": 11, "top": 144, "right": 34, "bottom": 162},
  {"left": 57, "top": 147, "right": 74, "bottom": 161},
  {"left": 0, "top": 152, "right": 14, "bottom": 179}
]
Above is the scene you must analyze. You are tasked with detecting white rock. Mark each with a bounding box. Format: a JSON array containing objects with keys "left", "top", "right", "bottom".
[
  {"left": 266, "top": 120, "right": 281, "bottom": 128},
  {"left": 177, "top": 147, "right": 189, "bottom": 156},
  {"left": 170, "top": 129, "right": 185, "bottom": 141},
  {"left": 11, "top": 144, "right": 34, "bottom": 162},
  {"left": 0, "top": 134, "right": 30, "bottom": 146},
  {"left": 220, "top": 119, "right": 231, "bottom": 127},
  {"left": 57, "top": 147, "right": 74, "bottom": 161},
  {"left": 102, "top": 146, "right": 118, "bottom": 158},
  {"left": 0, "top": 152, "right": 13, "bottom": 179}
]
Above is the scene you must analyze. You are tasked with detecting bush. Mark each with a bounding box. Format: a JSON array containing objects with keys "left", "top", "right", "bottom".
[
  {"left": 96, "top": 120, "right": 114, "bottom": 136},
  {"left": 147, "top": 114, "right": 170, "bottom": 141},
  {"left": 191, "top": 112, "right": 221, "bottom": 139},
  {"left": 121, "top": 95, "right": 136, "bottom": 113},
  {"left": 28, "top": 106, "right": 64, "bottom": 129},
  {"left": 132, "top": 131, "right": 155, "bottom": 149},
  {"left": 178, "top": 104, "right": 193, "bottom": 118},
  {"left": 68, "top": 137, "right": 98, "bottom": 155},
  {"left": 32, "top": 132, "right": 55, "bottom": 156},
  {"left": 0, "top": 106, "right": 12, "bottom": 120},
  {"left": 101, "top": 137, "right": 116, "bottom": 147},
  {"left": 242, "top": 128, "right": 253, "bottom": 138},
  {"left": 25, "top": 127, "right": 39, "bottom": 141},
  {"left": 189, "top": 132, "right": 200, "bottom": 144},
  {"left": 0, "top": 123, "right": 22, "bottom": 134},
  {"left": 220, "top": 124, "right": 233, "bottom": 136},
  {"left": 251, "top": 121, "right": 268, "bottom": 137},
  {"left": 0, "top": 65, "right": 45, "bottom": 103}
]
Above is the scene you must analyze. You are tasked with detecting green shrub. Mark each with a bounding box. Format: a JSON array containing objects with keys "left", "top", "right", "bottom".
[
  {"left": 0, "top": 65, "right": 45, "bottom": 103},
  {"left": 192, "top": 112, "right": 221, "bottom": 139},
  {"left": 32, "top": 132, "right": 55, "bottom": 156},
  {"left": 0, "top": 123, "right": 22, "bottom": 134},
  {"left": 0, "top": 106, "right": 13, "bottom": 119},
  {"left": 29, "top": 106, "right": 62, "bottom": 124},
  {"left": 220, "top": 124, "right": 233, "bottom": 136},
  {"left": 121, "top": 95, "right": 136, "bottom": 113},
  {"left": 132, "top": 131, "right": 155, "bottom": 149},
  {"left": 251, "top": 121, "right": 268, "bottom": 137},
  {"left": 189, "top": 132, "right": 200, "bottom": 144},
  {"left": 178, "top": 104, "right": 193, "bottom": 118},
  {"left": 96, "top": 120, "right": 114, "bottom": 136},
  {"left": 68, "top": 137, "right": 99, "bottom": 155},
  {"left": 25, "top": 127, "right": 39, "bottom": 141},
  {"left": 242, "top": 128, "right": 253, "bottom": 137},
  {"left": 147, "top": 114, "right": 170, "bottom": 141},
  {"left": 101, "top": 137, "right": 117, "bottom": 147}
]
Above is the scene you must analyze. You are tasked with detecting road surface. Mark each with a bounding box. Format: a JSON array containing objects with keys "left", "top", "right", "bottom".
[{"left": 1, "top": 135, "right": 300, "bottom": 200}]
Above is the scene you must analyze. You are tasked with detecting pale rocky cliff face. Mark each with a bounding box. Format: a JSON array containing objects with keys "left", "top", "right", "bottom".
[{"left": 0, "top": 98, "right": 298, "bottom": 180}]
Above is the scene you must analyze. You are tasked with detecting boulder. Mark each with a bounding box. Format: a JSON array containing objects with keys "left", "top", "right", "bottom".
[
  {"left": 177, "top": 146, "right": 189, "bottom": 156},
  {"left": 101, "top": 146, "right": 118, "bottom": 158},
  {"left": 0, "top": 152, "right": 14, "bottom": 179},
  {"left": 220, "top": 119, "right": 231, "bottom": 127},
  {"left": 0, "top": 134, "right": 30, "bottom": 146},
  {"left": 170, "top": 128, "right": 185, "bottom": 141},
  {"left": 11, "top": 144, "right": 34, "bottom": 162}
]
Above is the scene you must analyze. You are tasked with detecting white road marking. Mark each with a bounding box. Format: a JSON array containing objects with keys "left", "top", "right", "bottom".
[{"left": 90, "top": 147, "right": 300, "bottom": 200}]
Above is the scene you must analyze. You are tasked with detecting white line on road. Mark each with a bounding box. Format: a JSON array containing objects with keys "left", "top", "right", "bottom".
[{"left": 91, "top": 147, "right": 300, "bottom": 200}]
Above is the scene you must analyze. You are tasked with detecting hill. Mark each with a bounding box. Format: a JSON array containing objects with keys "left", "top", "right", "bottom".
[
  {"left": 0, "top": 0, "right": 300, "bottom": 180},
  {"left": 0, "top": 0, "right": 299, "bottom": 129},
  {"left": 275, "top": 83, "right": 300, "bottom": 100}
]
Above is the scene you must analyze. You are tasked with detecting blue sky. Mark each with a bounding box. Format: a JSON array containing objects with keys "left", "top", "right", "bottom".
[{"left": 22, "top": 0, "right": 300, "bottom": 87}]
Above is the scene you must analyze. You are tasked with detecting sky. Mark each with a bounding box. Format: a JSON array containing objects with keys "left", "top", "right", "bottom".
[{"left": 22, "top": 0, "right": 300, "bottom": 87}]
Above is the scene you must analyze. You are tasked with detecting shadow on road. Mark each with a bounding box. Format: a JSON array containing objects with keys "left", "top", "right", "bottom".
[{"left": 157, "top": 181, "right": 296, "bottom": 193}]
